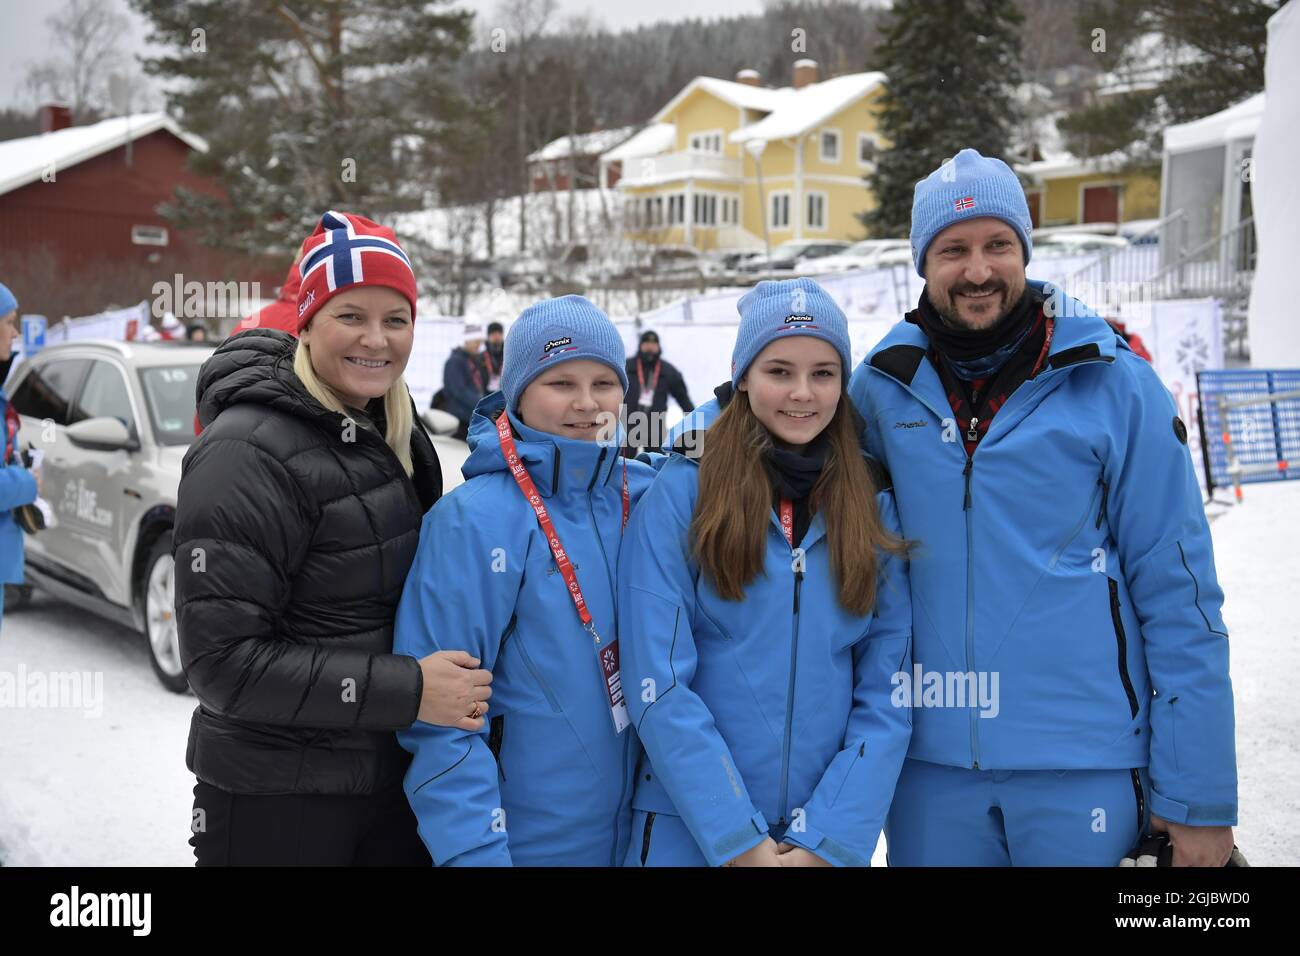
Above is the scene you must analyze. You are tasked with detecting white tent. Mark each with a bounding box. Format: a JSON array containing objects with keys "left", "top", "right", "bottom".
[
  {"left": 1246, "top": 1, "right": 1300, "bottom": 366},
  {"left": 1160, "top": 93, "right": 1265, "bottom": 263}
]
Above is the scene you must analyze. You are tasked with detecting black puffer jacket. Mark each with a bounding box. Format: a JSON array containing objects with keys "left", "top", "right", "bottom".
[{"left": 174, "top": 329, "right": 441, "bottom": 795}]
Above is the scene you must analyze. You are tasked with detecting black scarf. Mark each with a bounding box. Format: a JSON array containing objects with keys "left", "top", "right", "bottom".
[
  {"left": 763, "top": 427, "right": 831, "bottom": 547},
  {"left": 910, "top": 287, "right": 1041, "bottom": 378}
]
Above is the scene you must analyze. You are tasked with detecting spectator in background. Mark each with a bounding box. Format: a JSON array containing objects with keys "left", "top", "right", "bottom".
[
  {"left": 232, "top": 260, "right": 303, "bottom": 338},
  {"left": 0, "top": 281, "right": 40, "bottom": 636},
  {"left": 186, "top": 324, "right": 209, "bottom": 343},
  {"left": 442, "top": 322, "right": 486, "bottom": 440},
  {"left": 482, "top": 321, "right": 505, "bottom": 392},
  {"left": 623, "top": 330, "right": 694, "bottom": 455}
]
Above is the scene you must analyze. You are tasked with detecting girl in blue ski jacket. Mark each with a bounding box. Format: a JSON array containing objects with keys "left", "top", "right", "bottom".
[
  {"left": 619, "top": 278, "right": 913, "bottom": 867},
  {"left": 394, "top": 296, "right": 656, "bottom": 866}
]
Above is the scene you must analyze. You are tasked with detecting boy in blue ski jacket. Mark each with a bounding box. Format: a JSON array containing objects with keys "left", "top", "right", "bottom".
[{"left": 395, "top": 296, "right": 656, "bottom": 865}]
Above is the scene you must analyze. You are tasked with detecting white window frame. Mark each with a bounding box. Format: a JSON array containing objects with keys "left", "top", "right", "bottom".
[
  {"left": 857, "top": 132, "right": 879, "bottom": 168},
  {"left": 668, "top": 193, "right": 686, "bottom": 225},
  {"left": 805, "top": 190, "right": 828, "bottom": 231},
  {"left": 688, "top": 129, "right": 724, "bottom": 154},
  {"left": 770, "top": 190, "right": 792, "bottom": 230},
  {"left": 819, "top": 128, "right": 841, "bottom": 164},
  {"left": 132, "top": 224, "right": 169, "bottom": 247},
  {"left": 691, "top": 192, "right": 720, "bottom": 227}
]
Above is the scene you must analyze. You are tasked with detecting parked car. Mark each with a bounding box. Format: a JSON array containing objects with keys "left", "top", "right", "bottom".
[
  {"left": 1033, "top": 232, "right": 1131, "bottom": 257},
  {"left": 5, "top": 339, "right": 468, "bottom": 693},
  {"left": 1118, "top": 218, "right": 1162, "bottom": 245},
  {"left": 496, "top": 254, "right": 549, "bottom": 289},
  {"left": 794, "top": 238, "right": 911, "bottom": 275},
  {"left": 872, "top": 245, "right": 917, "bottom": 267},
  {"left": 740, "top": 239, "right": 850, "bottom": 274}
]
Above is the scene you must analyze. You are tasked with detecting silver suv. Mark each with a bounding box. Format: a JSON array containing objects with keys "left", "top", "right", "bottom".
[
  {"left": 6, "top": 339, "right": 470, "bottom": 692},
  {"left": 6, "top": 340, "right": 215, "bottom": 692}
]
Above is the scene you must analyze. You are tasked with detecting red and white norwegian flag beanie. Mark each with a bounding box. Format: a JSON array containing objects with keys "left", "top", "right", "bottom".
[{"left": 294, "top": 210, "right": 417, "bottom": 332}]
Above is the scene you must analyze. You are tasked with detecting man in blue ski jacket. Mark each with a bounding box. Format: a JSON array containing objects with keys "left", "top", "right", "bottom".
[{"left": 848, "top": 149, "right": 1237, "bottom": 866}]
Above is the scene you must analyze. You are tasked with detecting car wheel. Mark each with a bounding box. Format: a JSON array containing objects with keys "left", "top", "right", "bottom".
[
  {"left": 142, "top": 530, "right": 188, "bottom": 694},
  {"left": 3, "top": 583, "right": 33, "bottom": 612}
]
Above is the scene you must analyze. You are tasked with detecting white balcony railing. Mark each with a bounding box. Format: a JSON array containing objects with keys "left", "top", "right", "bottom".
[{"left": 620, "top": 150, "right": 742, "bottom": 186}]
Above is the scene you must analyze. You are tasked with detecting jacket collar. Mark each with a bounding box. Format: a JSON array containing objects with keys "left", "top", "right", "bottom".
[
  {"left": 462, "top": 391, "right": 619, "bottom": 498},
  {"left": 867, "top": 279, "right": 1125, "bottom": 391}
]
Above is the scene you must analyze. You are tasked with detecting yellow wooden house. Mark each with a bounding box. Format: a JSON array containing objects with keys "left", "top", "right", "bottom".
[
  {"left": 605, "top": 60, "right": 888, "bottom": 251},
  {"left": 1015, "top": 152, "right": 1161, "bottom": 229}
]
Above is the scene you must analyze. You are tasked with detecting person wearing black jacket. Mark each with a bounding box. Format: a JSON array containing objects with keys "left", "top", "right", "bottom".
[
  {"left": 623, "top": 330, "right": 694, "bottom": 454},
  {"left": 174, "top": 212, "right": 492, "bottom": 866},
  {"left": 442, "top": 322, "right": 487, "bottom": 440}
]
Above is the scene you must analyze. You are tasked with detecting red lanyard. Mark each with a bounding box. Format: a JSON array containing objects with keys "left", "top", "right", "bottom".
[
  {"left": 3, "top": 403, "right": 18, "bottom": 465},
  {"left": 468, "top": 353, "right": 485, "bottom": 393},
  {"left": 779, "top": 498, "right": 794, "bottom": 548},
  {"left": 495, "top": 411, "right": 628, "bottom": 639},
  {"left": 636, "top": 359, "right": 661, "bottom": 396},
  {"left": 483, "top": 349, "right": 497, "bottom": 378}
]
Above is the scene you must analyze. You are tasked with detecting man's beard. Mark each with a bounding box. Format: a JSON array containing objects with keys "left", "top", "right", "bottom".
[{"left": 937, "top": 280, "right": 1015, "bottom": 329}]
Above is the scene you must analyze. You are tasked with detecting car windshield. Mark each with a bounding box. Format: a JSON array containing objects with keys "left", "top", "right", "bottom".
[
  {"left": 138, "top": 364, "right": 204, "bottom": 446},
  {"left": 770, "top": 242, "right": 814, "bottom": 259}
]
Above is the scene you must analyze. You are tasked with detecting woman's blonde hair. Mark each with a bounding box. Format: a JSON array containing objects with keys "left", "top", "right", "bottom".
[{"left": 293, "top": 338, "right": 415, "bottom": 477}]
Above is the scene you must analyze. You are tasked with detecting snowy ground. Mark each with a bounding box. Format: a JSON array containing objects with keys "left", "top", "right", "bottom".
[{"left": 0, "top": 482, "right": 1296, "bottom": 867}]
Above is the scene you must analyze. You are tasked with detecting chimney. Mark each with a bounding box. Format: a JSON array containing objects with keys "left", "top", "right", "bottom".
[
  {"left": 735, "top": 69, "right": 761, "bottom": 87},
  {"left": 793, "top": 59, "right": 819, "bottom": 89},
  {"left": 40, "top": 104, "right": 72, "bottom": 133}
]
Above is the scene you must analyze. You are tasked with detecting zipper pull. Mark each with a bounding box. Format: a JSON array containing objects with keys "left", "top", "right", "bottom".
[
  {"left": 966, "top": 416, "right": 980, "bottom": 443},
  {"left": 963, "top": 457, "right": 973, "bottom": 511}
]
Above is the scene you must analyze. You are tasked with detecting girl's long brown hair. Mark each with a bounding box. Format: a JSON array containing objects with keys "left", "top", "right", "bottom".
[{"left": 691, "top": 389, "right": 907, "bottom": 616}]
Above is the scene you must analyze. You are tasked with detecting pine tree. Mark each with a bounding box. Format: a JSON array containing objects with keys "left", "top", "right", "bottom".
[
  {"left": 130, "top": 0, "right": 474, "bottom": 256},
  {"left": 1058, "top": 0, "right": 1280, "bottom": 171},
  {"left": 862, "top": 0, "right": 1026, "bottom": 239}
]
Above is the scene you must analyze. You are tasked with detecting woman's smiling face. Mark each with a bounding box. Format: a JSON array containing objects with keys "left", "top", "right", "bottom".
[{"left": 299, "top": 286, "right": 414, "bottom": 408}]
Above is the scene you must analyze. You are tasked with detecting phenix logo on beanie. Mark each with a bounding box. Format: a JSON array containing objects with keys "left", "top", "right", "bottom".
[
  {"left": 500, "top": 295, "right": 629, "bottom": 411},
  {"left": 295, "top": 210, "right": 417, "bottom": 332},
  {"left": 730, "top": 278, "right": 851, "bottom": 385}
]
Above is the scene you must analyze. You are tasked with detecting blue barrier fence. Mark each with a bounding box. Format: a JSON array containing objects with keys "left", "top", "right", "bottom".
[{"left": 1197, "top": 369, "right": 1300, "bottom": 496}]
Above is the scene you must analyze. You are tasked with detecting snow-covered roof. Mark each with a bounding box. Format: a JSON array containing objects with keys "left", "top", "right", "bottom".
[
  {"left": 600, "top": 123, "right": 676, "bottom": 162},
  {"left": 0, "top": 112, "right": 207, "bottom": 197},
  {"left": 1095, "top": 32, "right": 1204, "bottom": 97},
  {"left": 728, "top": 71, "right": 885, "bottom": 143},
  {"left": 1164, "top": 92, "right": 1266, "bottom": 153},
  {"left": 651, "top": 76, "right": 791, "bottom": 124},
  {"left": 527, "top": 126, "right": 636, "bottom": 163}
]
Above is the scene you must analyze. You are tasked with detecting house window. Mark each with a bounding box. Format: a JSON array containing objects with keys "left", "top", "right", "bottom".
[
  {"left": 720, "top": 196, "right": 739, "bottom": 225},
  {"left": 819, "top": 129, "right": 840, "bottom": 163},
  {"left": 806, "top": 191, "right": 827, "bottom": 230},
  {"left": 132, "top": 224, "right": 169, "bottom": 246},
  {"left": 654, "top": 196, "right": 665, "bottom": 226},
  {"left": 691, "top": 194, "right": 718, "bottom": 226},
  {"left": 771, "top": 192, "right": 791, "bottom": 229},
  {"left": 668, "top": 194, "right": 686, "bottom": 225},
  {"left": 858, "top": 133, "right": 878, "bottom": 167},
  {"left": 689, "top": 131, "right": 723, "bottom": 153}
]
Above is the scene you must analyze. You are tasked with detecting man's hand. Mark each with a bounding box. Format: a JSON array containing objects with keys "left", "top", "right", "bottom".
[{"left": 1150, "top": 814, "right": 1235, "bottom": 867}]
